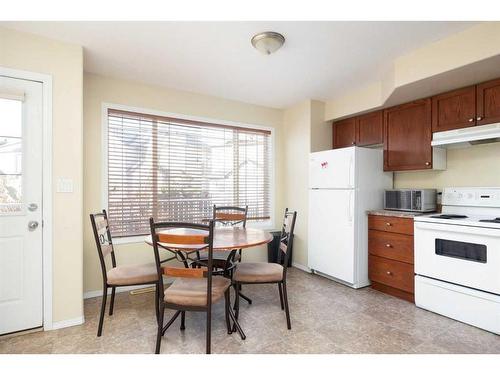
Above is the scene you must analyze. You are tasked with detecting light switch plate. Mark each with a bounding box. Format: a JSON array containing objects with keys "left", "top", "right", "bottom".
[{"left": 57, "top": 178, "right": 74, "bottom": 193}]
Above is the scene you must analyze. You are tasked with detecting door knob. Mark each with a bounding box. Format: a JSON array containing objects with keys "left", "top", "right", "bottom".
[
  {"left": 477, "top": 116, "right": 483, "bottom": 121},
  {"left": 28, "top": 221, "right": 39, "bottom": 231},
  {"left": 385, "top": 243, "right": 392, "bottom": 248},
  {"left": 386, "top": 271, "right": 392, "bottom": 275},
  {"left": 468, "top": 118, "right": 474, "bottom": 122}
]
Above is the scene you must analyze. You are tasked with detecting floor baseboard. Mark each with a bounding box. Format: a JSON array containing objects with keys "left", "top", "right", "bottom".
[
  {"left": 51, "top": 316, "right": 85, "bottom": 330},
  {"left": 292, "top": 262, "right": 312, "bottom": 273},
  {"left": 83, "top": 285, "right": 150, "bottom": 299}
]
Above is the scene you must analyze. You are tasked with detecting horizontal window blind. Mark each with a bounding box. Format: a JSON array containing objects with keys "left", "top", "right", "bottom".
[{"left": 107, "top": 109, "right": 271, "bottom": 237}]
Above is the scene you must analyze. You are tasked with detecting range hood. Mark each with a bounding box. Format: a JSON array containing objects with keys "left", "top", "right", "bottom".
[{"left": 432, "top": 123, "right": 500, "bottom": 148}]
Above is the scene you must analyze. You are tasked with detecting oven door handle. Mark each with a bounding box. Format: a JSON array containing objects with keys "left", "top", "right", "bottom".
[{"left": 415, "top": 222, "right": 500, "bottom": 238}]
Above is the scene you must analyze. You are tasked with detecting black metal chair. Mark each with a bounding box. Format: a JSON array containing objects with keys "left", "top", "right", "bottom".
[
  {"left": 90, "top": 210, "right": 160, "bottom": 337},
  {"left": 149, "top": 218, "right": 245, "bottom": 354},
  {"left": 197, "top": 205, "right": 252, "bottom": 304},
  {"left": 232, "top": 208, "right": 297, "bottom": 329}
]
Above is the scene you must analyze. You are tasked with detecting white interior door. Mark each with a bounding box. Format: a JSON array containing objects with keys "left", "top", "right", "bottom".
[
  {"left": 308, "top": 188, "right": 355, "bottom": 284},
  {"left": 0, "top": 76, "right": 43, "bottom": 335}
]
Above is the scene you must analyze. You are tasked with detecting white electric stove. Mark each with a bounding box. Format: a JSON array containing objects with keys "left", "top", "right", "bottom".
[{"left": 414, "top": 187, "right": 500, "bottom": 334}]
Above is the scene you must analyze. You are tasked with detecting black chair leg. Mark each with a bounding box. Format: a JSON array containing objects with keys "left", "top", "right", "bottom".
[
  {"left": 282, "top": 280, "right": 291, "bottom": 329},
  {"left": 206, "top": 307, "right": 212, "bottom": 354},
  {"left": 228, "top": 300, "right": 246, "bottom": 340},
  {"left": 155, "top": 303, "right": 165, "bottom": 354},
  {"left": 224, "top": 290, "right": 232, "bottom": 334},
  {"left": 97, "top": 286, "right": 107, "bottom": 337},
  {"left": 238, "top": 284, "right": 252, "bottom": 304},
  {"left": 278, "top": 282, "right": 284, "bottom": 310},
  {"left": 154, "top": 283, "right": 160, "bottom": 323},
  {"left": 232, "top": 283, "right": 240, "bottom": 333},
  {"left": 180, "top": 311, "right": 186, "bottom": 330},
  {"left": 109, "top": 286, "right": 116, "bottom": 316}
]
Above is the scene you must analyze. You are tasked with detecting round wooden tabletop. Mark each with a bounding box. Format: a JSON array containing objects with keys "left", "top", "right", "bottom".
[{"left": 144, "top": 227, "right": 273, "bottom": 251}]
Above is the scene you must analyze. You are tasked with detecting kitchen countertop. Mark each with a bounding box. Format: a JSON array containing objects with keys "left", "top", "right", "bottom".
[{"left": 366, "top": 209, "right": 430, "bottom": 218}]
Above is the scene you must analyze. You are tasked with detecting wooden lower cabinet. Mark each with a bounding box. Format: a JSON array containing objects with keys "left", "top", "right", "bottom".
[{"left": 368, "top": 214, "right": 415, "bottom": 302}]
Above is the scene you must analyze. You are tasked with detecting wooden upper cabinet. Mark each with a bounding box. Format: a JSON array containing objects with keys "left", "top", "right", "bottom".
[
  {"left": 356, "top": 110, "right": 383, "bottom": 146},
  {"left": 384, "top": 99, "right": 433, "bottom": 171},
  {"left": 432, "top": 86, "right": 476, "bottom": 132},
  {"left": 332, "top": 117, "right": 356, "bottom": 148},
  {"left": 477, "top": 78, "right": 500, "bottom": 126}
]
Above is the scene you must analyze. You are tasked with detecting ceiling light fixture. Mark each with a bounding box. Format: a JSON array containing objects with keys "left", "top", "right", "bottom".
[{"left": 251, "top": 32, "right": 285, "bottom": 55}]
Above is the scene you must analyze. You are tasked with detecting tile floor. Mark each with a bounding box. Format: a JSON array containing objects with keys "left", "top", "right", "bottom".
[{"left": 1, "top": 268, "right": 499, "bottom": 354}]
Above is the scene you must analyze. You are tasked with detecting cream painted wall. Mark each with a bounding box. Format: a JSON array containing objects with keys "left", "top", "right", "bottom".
[
  {"left": 0, "top": 27, "right": 84, "bottom": 323},
  {"left": 83, "top": 73, "right": 284, "bottom": 293},
  {"left": 282, "top": 100, "right": 330, "bottom": 268},
  {"left": 395, "top": 143, "right": 500, "bottom": 189},
  {"left": 310, "top": 100, "right": 332, "bottom": 153},
  {"left": 283, "top": 101, "right": 311, "bottom": 267},
  {"left": 325, "top": 22, "right": 500, "bottom": 120}
]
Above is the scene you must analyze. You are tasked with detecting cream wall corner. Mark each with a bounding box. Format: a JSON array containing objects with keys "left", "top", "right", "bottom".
[
  {"left": 325, "top": 22, "right": 500, "bottom": 121},
  {"left": 282, "top": 99, "right": 330, "bottom": 269},
  {"left": 83, "top": 73, "right": 284, "bottom": 294},
  {"left": 0, "top": 27, "right": 84, "bottom": 324}
]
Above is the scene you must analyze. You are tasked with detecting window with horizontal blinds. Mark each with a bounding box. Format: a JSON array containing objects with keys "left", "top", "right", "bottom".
[{"left": 107, "top": 109, "right": 272, "bottom": 237}]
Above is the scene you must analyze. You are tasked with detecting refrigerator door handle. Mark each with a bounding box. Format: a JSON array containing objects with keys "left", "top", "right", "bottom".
[
  {"left": 348, "top": 190, "right": 354, "bottom": 223},
  {"left": 348, "top": 155, "right": 353, "bottom": 188}
]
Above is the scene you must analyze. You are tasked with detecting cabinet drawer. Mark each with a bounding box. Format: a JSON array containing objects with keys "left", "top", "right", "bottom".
[
  {"left": 368, "top": 215, "right": 414, "bottom": 235},
  {"left": 368, "top": 230, "right": 414, "bottom": 264},
  {"left": 369, "top": 255, "right": 414, "bottom": 293}
]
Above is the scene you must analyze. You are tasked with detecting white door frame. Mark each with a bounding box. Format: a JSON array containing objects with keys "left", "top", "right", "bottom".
[{"left": 0, "top": 66, "right": 53, "bottom": 330}]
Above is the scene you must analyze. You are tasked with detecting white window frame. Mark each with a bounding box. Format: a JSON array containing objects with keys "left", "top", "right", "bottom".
[{"left": 101, "top": 102, "right": 276, "bottom": 244}]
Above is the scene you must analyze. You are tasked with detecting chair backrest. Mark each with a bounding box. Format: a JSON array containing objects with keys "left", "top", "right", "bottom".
[
  {"left": 149, "top": 219, "right": 215, "bottom": 308},
  {"left": 277, "top": 208, "right": 297, "bottom": 270},
  {"left": 90, "top": 210, "right": 116, "bottom": 283},
  {"left": 212, "top": 205, "right": 248, "bottom": 228}
]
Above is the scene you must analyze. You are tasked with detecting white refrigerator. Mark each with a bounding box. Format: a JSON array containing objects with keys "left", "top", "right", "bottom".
[{"left": 308, "top": 147, "right": 392, "bottom": 288}]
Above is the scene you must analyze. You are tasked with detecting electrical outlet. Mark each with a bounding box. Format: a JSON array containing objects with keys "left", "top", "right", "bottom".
[{"left": 56, "top": 178, "right": 74, "bottom": 193}]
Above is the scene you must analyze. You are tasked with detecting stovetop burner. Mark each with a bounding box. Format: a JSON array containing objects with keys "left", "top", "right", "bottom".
[
  {"left": 429, "top": 214, "right": 469, "bottom": 219},
  {"left": 479, "top": 217, "right": 500, "bottom": 223}
]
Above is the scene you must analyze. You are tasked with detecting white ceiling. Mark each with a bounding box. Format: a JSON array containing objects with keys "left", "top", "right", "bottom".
[{"left": 2, "top": 21, "right": 477, "bottom": 108}]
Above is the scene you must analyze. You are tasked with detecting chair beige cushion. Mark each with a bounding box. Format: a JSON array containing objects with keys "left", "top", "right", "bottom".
[
  {"left": 233, "top": 262, "right": 283, "bottom": 283},
  {"left": 107, "top": 263, "right": 158, "bottom": 285},
  {"left": 164, "top": 276, "right": 231, "bottom": 307}
]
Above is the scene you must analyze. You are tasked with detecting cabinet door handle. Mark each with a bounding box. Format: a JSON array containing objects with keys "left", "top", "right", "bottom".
[
  {"left": 385, "top": 222, "right": 392, "bottom": 226},
  {"left": 351, "top": 141, "right": 356, "bottom": 145},
  {"left": 477, "top": 116, "right": 483, "bottom": 121},
  {"left": 386, "top": 271, "right": 392, "bottom": 275},
  {"left": 468, "top": 118, "right": 474, "bottom": 122},
  {"left": 385, "top": 243, "right": 392, "bottom": 248},
  {"left": 425, "top": 162, "right": 431, "bottom": 166}
]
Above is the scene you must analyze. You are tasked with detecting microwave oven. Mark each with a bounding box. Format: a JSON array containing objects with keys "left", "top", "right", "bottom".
[{"left": 384, "top": 189, "right": 437, "bottom": 212}]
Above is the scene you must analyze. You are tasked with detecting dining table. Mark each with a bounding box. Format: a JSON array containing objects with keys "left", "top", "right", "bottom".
[{"left": 144, "top": 227, "right": 273, "bottom": 337}]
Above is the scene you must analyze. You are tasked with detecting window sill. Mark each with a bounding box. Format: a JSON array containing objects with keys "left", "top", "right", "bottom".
[{"left": 113, "top": 235, "right": 149, "bottom": 245}]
